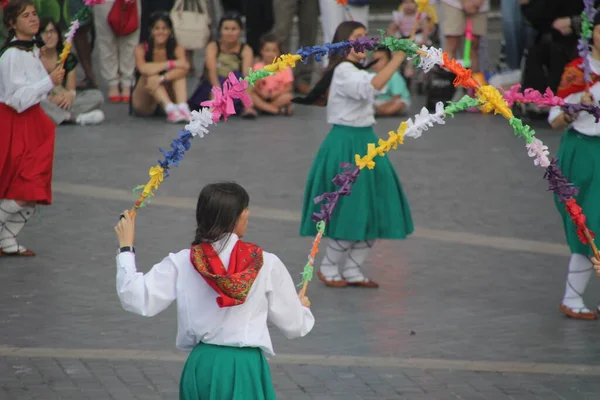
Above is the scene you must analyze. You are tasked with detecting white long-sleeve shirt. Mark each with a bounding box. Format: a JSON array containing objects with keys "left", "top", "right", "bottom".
[
  {"left": 548, "top": 57, "right": 600, "bottom": 136},
  {"left": 115, "top": 234, "right": 315, "bottom": 357},
  {"left": 327, "top": 61, "right": 382, "bottom": 127},
  {"left": 0, "top": 46, "right": 53, "bottom": 113}
]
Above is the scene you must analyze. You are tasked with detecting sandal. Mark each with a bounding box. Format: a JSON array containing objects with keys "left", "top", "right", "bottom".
[
  {"left": 345, "top": 277, "right": 379, "bottom": 288},
  {"left": 316, "top": 271, "right": 347, "bottom": 287},
  {"left": 279, "top": 105, "right": 295, "bottom": 116},
  {"left": 0, "top": 245, "right": 36, "bottom": 257},
  {"left": 559, "top": 304, "right": 597, "bottom": 320}
]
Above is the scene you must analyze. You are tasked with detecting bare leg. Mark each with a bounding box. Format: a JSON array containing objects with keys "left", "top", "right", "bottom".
[
  {"left": 444, "top": 36, "right": 460, "bottom": 60},
  {"left": 74, "top": 24, "right": 97, "bottom": 88},
  {"left": 132, "top": 77, "right": 159, "bottom": 116},
  {"left": 171, "top": 77, "right": 188, "bottom": 104},
  {"left": 249, "top": 91, "right": 280, "bottom": 114}
]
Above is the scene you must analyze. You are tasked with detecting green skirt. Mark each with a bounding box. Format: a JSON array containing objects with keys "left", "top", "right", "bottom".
[
  {"left": 555, "top": 129, "right": 600, "bottom": 255},
  {"left": 300, "top": 124, "right": 414, "bottom": 241},
  {"left": 179, "top": 343, "right": 277, "bottom": 400}
]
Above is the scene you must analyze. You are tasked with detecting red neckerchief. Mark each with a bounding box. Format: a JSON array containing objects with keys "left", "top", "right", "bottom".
[
  {"left": 557, "top": 57, "right": 600, "bottom": 98},
  {"left": 190, "top": 240, "right": 263, "bottom": 308}
]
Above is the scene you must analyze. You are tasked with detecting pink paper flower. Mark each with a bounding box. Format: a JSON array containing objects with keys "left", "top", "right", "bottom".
[
  {"left": 502, "top": 84, "right": 564, "bottom": 108},
  {"left": 83, "top": 0, "right": 106, "bottom": 5},
  {"left": 201, "top": 72, "right": 252, "bottom": 122}
]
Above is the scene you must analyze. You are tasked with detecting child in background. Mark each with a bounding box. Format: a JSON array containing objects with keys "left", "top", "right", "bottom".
[
  {"left": 386, "top": 0, "right": 432, "bottom": 45},
  {"left": 386, "top": 0, "right": 435, "bottom": 84},
  {"left": 249, "top": 34, "right": 294, "bottom": 115},
  {"left": 370, "top": 48, "right": 411, "bottom": 116}
]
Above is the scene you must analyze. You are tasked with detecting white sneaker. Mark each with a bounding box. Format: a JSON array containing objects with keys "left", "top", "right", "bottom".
[{"left": 76, "top": 110, "right": 105, "bottom": 125}]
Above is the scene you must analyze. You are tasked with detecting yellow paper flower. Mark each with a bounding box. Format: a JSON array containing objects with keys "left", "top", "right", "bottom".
[
  {"left": 396, "top": 122, "right": 407, "bottom": 145},
  {"left": 58, "top": 43, "right": 71, "bottom": 65},
  {"left": 264, "top": 54, "right": 303, "bottom": 73},
  {"left": 142, "top": 165, "right": 165, "bottom": 196},
  {"left": 476, "top": 85, "right": 514, "bottom": 119}
]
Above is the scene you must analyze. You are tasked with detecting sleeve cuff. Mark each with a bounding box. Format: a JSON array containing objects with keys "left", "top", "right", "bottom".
[
  {"left": 116, "top": 251, "right": 136, "bottom": 272},
  {"left": 39, "top": 76, "right": 54, "bottom": 96}
]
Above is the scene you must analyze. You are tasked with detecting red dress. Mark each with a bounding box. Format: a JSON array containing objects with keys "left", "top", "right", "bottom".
[
  {"left": 0, "top": 103, "right": 55, "bottom": 205},
  {"left": 0, "top": 43, "right": 56, "bottom": 205}
]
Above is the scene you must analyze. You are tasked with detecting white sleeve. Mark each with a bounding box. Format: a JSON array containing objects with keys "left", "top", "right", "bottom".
[
  {"left": 265, "top": 254, "right": 315, "bottom": 339},
  {"left": 333, "top": 62, "right": 377, "bottom": 101},
  {"left": 548, "top": 92, "right": 581, "bottom": 124},
  {"left": 0, "top": 49, "right": 53, "bottom": 113},
  {"left": 116, "top": 252, "right": 178, "bottom": 317}
]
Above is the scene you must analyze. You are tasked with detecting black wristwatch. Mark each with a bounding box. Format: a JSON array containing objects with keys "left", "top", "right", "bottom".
[{"left": 118, "top": 246, "right": 135, "bottom": 254}]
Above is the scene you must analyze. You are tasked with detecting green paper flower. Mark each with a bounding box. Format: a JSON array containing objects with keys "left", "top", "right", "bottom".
[
  {"left": 244, "top": 68, "right": 275, "bottom": 86},
  {"left": 581, "top": 11, "right": 594, "bottom": 39},
  {"left": 378, "top": 30, "right": 419, "bottom": 58},
  {"left": 444, "top": 96, "right": 481, "bottom": 117},
  {"left": 509, "top": 117, "right": 536, "bottom": 144},
  {"left": 298, "top": 262, "right": 314, "bottom": 287}
]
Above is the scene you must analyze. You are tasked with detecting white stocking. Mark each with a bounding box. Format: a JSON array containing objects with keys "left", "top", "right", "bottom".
[
  {"left": 0, "top": 200, "right": 23, "bottom": 226},
  {"left": 320, "top": 239, "right": 352, "bottom": 280},
  {"left": 341, "top": 240, "right": 375, "bottom": 283},
  {"left": 562, "top": 253, "right": 593, "bottom": 310},
  {"left": 0, "top": 204, "right": 35, "bottom": 253}
]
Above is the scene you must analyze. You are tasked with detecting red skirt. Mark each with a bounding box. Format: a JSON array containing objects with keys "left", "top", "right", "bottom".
[{"left": 0, "top": 103, "right": 55, "bottom": 205}]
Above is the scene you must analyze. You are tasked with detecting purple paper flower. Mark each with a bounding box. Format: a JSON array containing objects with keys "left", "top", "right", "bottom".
[
  {"left": 544, "top": 159, "right": 580, "bottom": 203},
  {"left": 311, "top": 163, "right": 362, "bottom": 222},
  {"left": 348, "top": 36, "right": 380, "bottom": 54},
  {"left": 561, "top": 102, "right": 600, "bottom": 122}
]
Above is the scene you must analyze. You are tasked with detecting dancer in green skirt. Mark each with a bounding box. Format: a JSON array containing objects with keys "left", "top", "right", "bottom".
[
  {"left": 295, "top": 21, "right": 414, "bottom": 289},
  {"left": 114, "top": 182, "right": 315, "bottom": 399},
  {"left": 548, "top": 12, "right": 600, "bottom": 321}
]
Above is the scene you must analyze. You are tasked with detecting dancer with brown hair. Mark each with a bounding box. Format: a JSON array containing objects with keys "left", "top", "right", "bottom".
[
  {"left": 0, "top": 0, "right": 64, "bottom": 256},
  {"left": 114, "top": 182, "right": 314, "bottom": 398}
]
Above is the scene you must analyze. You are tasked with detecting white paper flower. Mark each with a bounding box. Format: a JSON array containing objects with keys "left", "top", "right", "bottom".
[
  {"left": 418, "top": 45, "right": 444, "bottom": 73},
  {"left": 406, "top": 107, "right": 436, "bottom": 138},
  {"left": 185, "top": 109, "right": 214, "bottom": 138},
  {"left": 526, "top": 139, "right": 551, "bottom": 168}
]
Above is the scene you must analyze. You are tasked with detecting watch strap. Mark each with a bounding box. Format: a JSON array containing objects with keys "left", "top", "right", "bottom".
[{"left": 118, "top": 246, "right": 135, "bottom": 254}]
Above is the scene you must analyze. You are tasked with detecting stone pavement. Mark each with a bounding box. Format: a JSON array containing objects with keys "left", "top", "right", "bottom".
[{"left": 3, "top": 15, "right": 600, "bottom": 400}]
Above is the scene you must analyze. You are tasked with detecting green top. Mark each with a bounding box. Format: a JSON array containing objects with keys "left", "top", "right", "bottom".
[{"left": 376, "top": 71, "right": 411, "bottom": 106}]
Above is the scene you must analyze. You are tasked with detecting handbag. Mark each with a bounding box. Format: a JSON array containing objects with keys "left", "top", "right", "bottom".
[
  {"left": 108, "top": 0, "right": 139, "bottom": 37},
  {"left": 170, "top": 0, "right": 211, "bottom": 50}
]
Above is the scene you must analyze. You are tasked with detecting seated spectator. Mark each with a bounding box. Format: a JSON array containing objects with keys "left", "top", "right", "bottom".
[
  {"left": 38, "top": 18, "right": 104, "bottom": 125},
  {"left": 131, "top": 12, "right": 191, "bottom": 123},
  {"left": 187, "top": 13, "right": 258, "bottom": 118},
  {"left": 370, "top": 48, "right": 411, "bottom": 116},
  {"left": 248, "top": 34, "right": 294, "bottom": 116}
]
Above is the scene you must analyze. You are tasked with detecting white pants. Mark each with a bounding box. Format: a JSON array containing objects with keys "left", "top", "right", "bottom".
[
  {"left": 318, "top": 0, "right": 369, "bottom": 44},
  {"left": 93, "top": 0, "right": 141, "bottom": 88}
]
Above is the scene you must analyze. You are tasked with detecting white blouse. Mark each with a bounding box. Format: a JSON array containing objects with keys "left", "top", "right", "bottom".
[
  {"left": 0, "top": 46, "right": 53, "bottom": 113},
  {"left": 115, "top": 234, "right": 315, "bottom": 357},
  {"left": 327, "top": 61, "right": 381, "bottom": 127},
  {"left": 548, "top": 57, "right": 600, "bottom": 136}
]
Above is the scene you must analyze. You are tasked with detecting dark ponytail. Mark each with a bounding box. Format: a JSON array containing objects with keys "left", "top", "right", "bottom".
[{"left": 192, "top": 182, "right": 250, "bottom": 248}]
